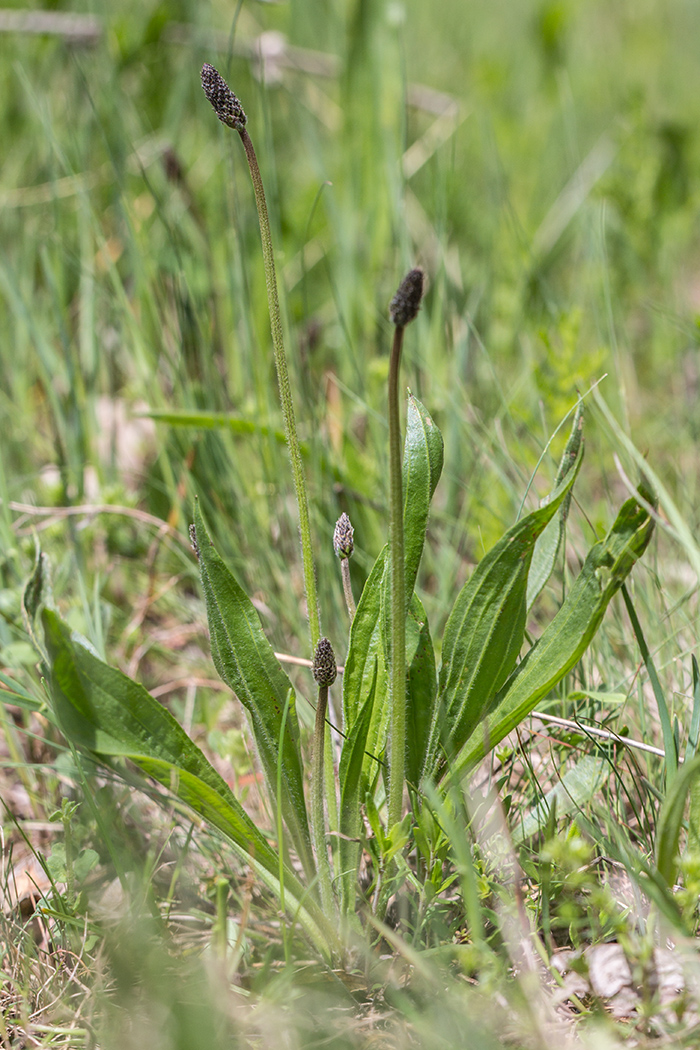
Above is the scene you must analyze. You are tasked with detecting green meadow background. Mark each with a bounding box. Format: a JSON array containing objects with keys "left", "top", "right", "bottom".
[{"left": 1, "top": 0, "right": 700, "bottom": 1046}]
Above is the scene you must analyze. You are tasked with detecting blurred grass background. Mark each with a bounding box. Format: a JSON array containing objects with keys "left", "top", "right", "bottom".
[{"left": 1, "top": 0, "right": 700, "bottom": 1045}]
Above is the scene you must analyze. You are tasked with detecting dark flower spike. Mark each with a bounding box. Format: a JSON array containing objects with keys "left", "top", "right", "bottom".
[
  {"left": 201, "top": 63, "right": 247, "bottom": 131},
  {"left": 389, "top": 267, "right": 425, "bottom": 327},
  {"left": 313, "top": 637, "right": 337, "bottom": 687},
  {"left": 333, "top": 513, "right": 354, "bottom": 560}
]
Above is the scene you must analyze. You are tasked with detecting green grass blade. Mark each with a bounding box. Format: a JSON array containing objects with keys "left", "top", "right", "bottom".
[
  {"left": 192, "top": 501, "right": 314, "bottom": 881},
  {"left": 656, "top": 754, "right": 700, "bottom": 886},
  {"left": 430, "top": 442, "right": 584, "bottom": 776},
  {"left": 527, "top": 400, "right": 584, "bottom": 610},
  {"left": 146, "top": 408, "right": 290, "bottom": 443},
  {"left": 686, "top": 656, "right": 700, "bottom": 763},
  {"left": 451, "top": 487, "right": 655, "bottom": 778},
  {"left": 621, "top": 583, "right": 677, "bottom": 778}
]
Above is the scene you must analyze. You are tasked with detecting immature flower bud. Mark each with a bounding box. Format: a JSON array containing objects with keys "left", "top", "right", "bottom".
[
  {"left": 389, "top": 267, "right": 425, "bottom": 327},
  {"left": 333, "top": 512, "right": 354, "bottom": 560},
  {"left": 313, "top": 637, "right": 337, "bottom": 687},
  {"left": 201, "top": 63, "right": 247, "bottom": 131}
]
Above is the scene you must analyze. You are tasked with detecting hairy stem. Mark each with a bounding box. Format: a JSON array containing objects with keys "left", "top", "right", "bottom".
[
  {"left": 340, "top": 558, "right": 356, "bottom": 620},
  {"left": 311, "top": 684, "right": 336, "bottom": 917},
  {"left": 387, "top": 324, "right": 406, "bottom": 830},
  {"left": 238, "top": 128, "right": 321, "bottom": 651}
]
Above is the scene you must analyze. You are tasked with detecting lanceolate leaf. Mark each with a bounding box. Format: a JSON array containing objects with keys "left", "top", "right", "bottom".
[
  {"left": 192, "top": 502, "right": 313, "bottom": 881},
  {"left": 343, "top": 547, "right": 388, "bottom": 744},
  {"left": 338, "top": 661, "right": 377, "bottom": 917},
  {"left": 429, "top": 442, "right": 584, "bottom": 778},
  {"left": 402, "top": 393, "right": 444, "bottom": 604},
  {"left": 41, "top": 610, "right": 336, "bottom": 956},
  {"left": 343, "top": 396, "right": 443, "bottom": 766},
  {"left": 405, "top": 595, "right": 438, "bottom": 788},
  {"left": 527, "top": 400, "right": 584, "bottom": 611},
  {"left": 450, "top": 488, "right": 655, "bottom": 779},
  {"left": 656, "top": 754, "right": 700, "bottom": 887}
]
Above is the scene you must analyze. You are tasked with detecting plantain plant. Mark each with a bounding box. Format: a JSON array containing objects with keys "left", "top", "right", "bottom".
[{"left": 27, "top": 65, "right": 656, "bottom": 960}]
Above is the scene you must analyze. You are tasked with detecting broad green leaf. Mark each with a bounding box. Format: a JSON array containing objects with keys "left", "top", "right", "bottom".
[
  {"left": 343, "top": 548, "right": 388, "bottom": 736},
  {"left": 405, "top": 595, "right": 438, "bottom": 788},
  {"left": 192, "top": 502, "right": 313, "bottom": 881},
  {"left": 512, "top": 755, "right": 607, "bottom": 843},
  {"left": 430, "top": 442, "right": 584, "bottom": 778},
  {"left": 343, "top": 396, "right": 443, "bottom": 772},
  {"left": 402, "top": 393, "right": 444, "bottom": 603},
  {"left": 451, "top": 488, "right": 655, "bottom": 778},
  {"left": 338, "top": 661, "right": 377, "bottom": 917},
  {"left": 42, "top": 609, "right": 335, "bottom": 956},
  {"left": 527, "top": 401, "right": 584, "bottom": 611},
  {"left": 656, "top": 754, "right": 700, "bottom": 886}
]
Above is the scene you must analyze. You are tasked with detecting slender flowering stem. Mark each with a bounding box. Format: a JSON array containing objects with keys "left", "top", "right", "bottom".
[
  {"left": 387, "top": 324, "right": 407, "bottom": 830},
  {"left": 312, "top": 638, "right": 338, "bottom": 918},
  {"left": 201, "top": 64, "right": 321, "bottom": 651},
  {"left": 386, "top": 269, "right": 424, "bottom": 831},
  {"left": 334, "top": 512, "right": 356, "bottom": 620}
]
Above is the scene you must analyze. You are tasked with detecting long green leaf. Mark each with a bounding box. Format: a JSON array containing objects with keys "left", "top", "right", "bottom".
[
  {"left": 41, "top": 609, "right": 335, "bottom": 955},
  {"left": 401, "top": 393, "right": 444, "bottom": 602},
  {"left": 192, "top": 502, "right": 313, "bottom": 881},
  {"left": 338, "top": 661, "right": 377, "bottom": 917},
  {"left": 656, "top": 754, "right": 700, "bottom": 886},
  {"left": 527, "top": 400, "right": 584, "bottom": 610},
  {"left": 450, "top": 487, "right": 655, "bottom": 779},
  {"left": 430, "top": 442, "right": 584, "bottom": 777},
  {"left": 343, "top": 395, "right": 443, "bottom": 770},
  {"left": 405, "top": 595, "right": 438, "bottom": 788}
]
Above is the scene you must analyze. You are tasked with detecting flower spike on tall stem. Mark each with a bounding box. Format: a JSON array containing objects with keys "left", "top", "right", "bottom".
[
  {"left": 201, "top": 63, "right": 322, "bottom": 652},
  {"left": 386, "top": 267, "right": 425, "bottom": 831}
]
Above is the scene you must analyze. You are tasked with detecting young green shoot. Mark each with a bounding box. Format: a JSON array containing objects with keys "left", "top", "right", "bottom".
[{"left": 201, "top": 63, "right": 322, "bottom": 652}]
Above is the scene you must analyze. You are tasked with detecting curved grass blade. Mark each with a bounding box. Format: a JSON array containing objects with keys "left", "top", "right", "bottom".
[
  {"left": 656, "top": 753, "right": 700, "bottom": 887},
  {"left": 527, "top": 399, "right": 584, "bottom": 610},
  {"left": 41, "top": 609, "right": 336, "bottom": 955},
  {"left": 450, "top": 487, "right": 656, "bottom": 779},
  {"left": 429, "top": 442, "right": 584, "bottom": 778},
  {"left": 192, "top": 501, "right": 313, "bottom": 881}
]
